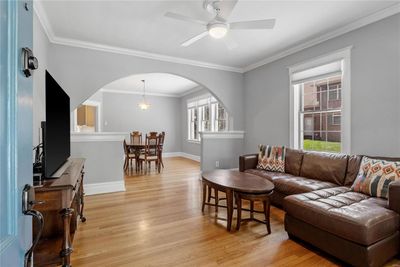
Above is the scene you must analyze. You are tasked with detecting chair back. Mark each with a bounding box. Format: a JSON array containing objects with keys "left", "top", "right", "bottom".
[
  {"left": 157, "top": 132, "right": 165, "bottom": 156},
  {"left": 123, "top": 139, "right": 129, "bottom": 155},
  {"left": 145, "top": 134, "right": 159, "bottom": 156},
  {"left": 158, "top": 132, "right": 165, "bottom": 148},
  {"left": 148, "top": 132, "right": 158, "bottom": 138},
  {"left": 130, "top": 131, "right": 142, "bottom": 144}
]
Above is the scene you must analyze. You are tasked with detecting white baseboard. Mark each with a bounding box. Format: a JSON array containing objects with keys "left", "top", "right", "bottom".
[
  {"left": 84, "top": 180, "right": 126, "bottom": 196},
  {"left": 163, "top": 152, "right": 182, "bottom": 158},
  {"left": 163, "top": 152, "right": 200, "bottom": 162},
  {"left": 179, "top": 152, "right": 200, "bottom": 162}
]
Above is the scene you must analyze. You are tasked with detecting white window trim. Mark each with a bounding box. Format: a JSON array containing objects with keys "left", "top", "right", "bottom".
[
  {"left": 186, "top": 94, "right": 229, "bottom": 142},
  {"left": 289, "top": 46, "right": 352, "bottom": 154}
]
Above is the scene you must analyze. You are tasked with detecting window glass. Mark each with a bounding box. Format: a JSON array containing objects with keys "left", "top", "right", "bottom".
[
  {"left": 187, "top": 96, "right": 228, "bottom": 141},
  {"left": 300, "top": 75, "right": 342, "bottom": 153}
]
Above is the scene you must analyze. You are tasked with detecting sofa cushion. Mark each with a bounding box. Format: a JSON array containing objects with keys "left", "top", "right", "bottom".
[
  {"left": 257, "top": 145, "right": 286, "bottom": 172},
  {"left": 300, "top": 152, "right": 348, "bottom": 185},
  {"left": 351, "top": 157, "right": 400, "bottom": 199},
  {"left": 273, "top": 176, "right": 337, "bottom": 195},
  {"left": 344, "top": 155, "right": 363, "bottom": 186},
  {"left": 244, "top": 169, "right": 294, "bottom": 182},
  {"left": 285, "top": 148, "right": 304, "bottom": 176},
  {"left": 284, "top": 187, "right": 399, "bottom": 246}
]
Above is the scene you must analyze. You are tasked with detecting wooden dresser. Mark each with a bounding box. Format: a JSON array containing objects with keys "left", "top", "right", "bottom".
[{"left": 33, "top": 158, "right": 86, "bottom": 267}]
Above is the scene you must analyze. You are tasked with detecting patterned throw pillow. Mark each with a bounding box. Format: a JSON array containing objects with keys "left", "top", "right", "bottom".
[
  {"left": 257, "top": 145, "right": 286, "bottom": 173},
  {"left": 351, "top": 156, "right": 400, "bottom": 199}
]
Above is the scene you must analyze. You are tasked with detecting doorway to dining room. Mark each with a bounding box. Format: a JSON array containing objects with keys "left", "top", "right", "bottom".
[{"left": 71, "top": 72, "right": 230, "bottom": 178}]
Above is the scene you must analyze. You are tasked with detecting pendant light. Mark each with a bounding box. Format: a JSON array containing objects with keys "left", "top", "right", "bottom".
[{"left": 138, "top": 79, "right": 150, "bottom": 110}]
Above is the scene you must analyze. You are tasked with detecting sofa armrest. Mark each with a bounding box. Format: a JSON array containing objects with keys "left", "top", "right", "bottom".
[
  {"left": 239, "top": 154, "right": 258, "bottom": 172},
  {"left": 388, "top": 181, "right": 400, "bottom": 214}
]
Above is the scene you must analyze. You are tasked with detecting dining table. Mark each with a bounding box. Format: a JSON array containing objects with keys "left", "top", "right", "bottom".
[
  {"left": 126, "top": 142, "right": 145, "bottom": 156},
  {"left": 125, "top": 142, "right": 145, "bottom": 171},
  {"left": 126, "top": 142, "right": 164, "bottom": 170}
]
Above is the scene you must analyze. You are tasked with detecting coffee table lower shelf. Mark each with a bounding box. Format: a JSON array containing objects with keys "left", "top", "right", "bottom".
[{"left": 201, "top": 181, "right": 273, "bottom": 232}]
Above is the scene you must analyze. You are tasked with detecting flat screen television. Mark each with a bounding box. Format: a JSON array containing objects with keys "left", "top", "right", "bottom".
[{"left": 43, "top": 71, "right": 70, "bottom": 178}]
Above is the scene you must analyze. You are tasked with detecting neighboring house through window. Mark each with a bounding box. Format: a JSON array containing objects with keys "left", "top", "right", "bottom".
[
  {"left": 187, "top": 95, "right": 229, "bottom": 142},
  {"left": 289, "top": 47, "right": 351, "bottom": 153}
]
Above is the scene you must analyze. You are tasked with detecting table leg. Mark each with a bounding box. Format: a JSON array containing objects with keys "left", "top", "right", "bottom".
[
  {"left": 133, "top": 148, "right": 141, "bottom": 173},
  {"left": 226, "top": 189, "right": 234, "bottom": 231},
  {"left": 202, "top": 182, "right": 207, "bottom": 212},
  {"left": 236, "top": 193, "right": 242, "bottom": 231},
  {"left": 60, "top": 208, "right": 74, "bottom": 267},
  {"left": 263, "top": 199, "right": 271, "bottom": 234},
  {"left": 250, "top": 200, "right": 254, "bottom": 219},
  {"left": 215, "top": 189, "right": 219, "bottom": 213},
  {"left": 207, "top": 186, "right": 212, "bottom": 203}
]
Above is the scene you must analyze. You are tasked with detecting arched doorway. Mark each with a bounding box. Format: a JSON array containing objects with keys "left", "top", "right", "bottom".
[{"left": 71, "top": 72, "right": 231, "bottom": 176}]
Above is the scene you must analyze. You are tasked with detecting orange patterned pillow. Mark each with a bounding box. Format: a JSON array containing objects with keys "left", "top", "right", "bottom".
[
  {"left": 351, "top": 156, "right": 400, "bottom": 199},
  {"left": 257, "top": 145, "right": 286, "bottom": 173}
]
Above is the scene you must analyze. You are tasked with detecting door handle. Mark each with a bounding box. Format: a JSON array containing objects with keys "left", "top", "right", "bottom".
[
  {"left": 22, "top": 184, "right": 44, "bottom": 267},
  {"left": 22, "top": 47, "right": 38, "bottom": 77}
]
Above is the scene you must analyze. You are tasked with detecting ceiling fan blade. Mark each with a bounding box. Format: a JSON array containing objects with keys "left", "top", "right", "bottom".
[
  {"left": 216, "top": 0, "right": 239, "bottom": 20},
  {"left": 230, "top": 19, "right": 276, "bottom": 30},
  {"left": 164, "top": 12, "right": 207, "bottom": 26},
  {"left": 223, "top": 35, "right": 238, "bottom": 50},
  {"left": 181, "top": 31, "right": 209, "bottom": 47}
]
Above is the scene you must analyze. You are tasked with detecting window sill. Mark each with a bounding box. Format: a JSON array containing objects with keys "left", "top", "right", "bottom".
[{"left": 187, "top": 140, "right": 201, "bottom": 144}]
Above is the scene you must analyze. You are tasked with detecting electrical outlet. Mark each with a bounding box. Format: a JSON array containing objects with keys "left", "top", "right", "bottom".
[{"left": 215, "top": 161, "right": 219, "bottom": 168}]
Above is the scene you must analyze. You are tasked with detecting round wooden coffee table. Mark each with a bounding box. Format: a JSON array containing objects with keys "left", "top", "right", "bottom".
[{"left": 201, "top": 170, "right": 274, "bottom": 231}]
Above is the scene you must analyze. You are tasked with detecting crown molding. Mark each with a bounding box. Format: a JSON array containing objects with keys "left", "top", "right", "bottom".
[
  {"left": 243, "top": 3, "right": 400, "bottom": 72},
  {"left": 33, "top": 2, "right": 242, "bottom": 73},
  {"left": 100, "top": 88, "right": 188, "bottom": 98},
  {"left": 33, "top": 1, "right": 56, "bottom": 42},
  {"left": 34, "top": 1, "right": 400, "bottom": 74},
  {"left": 100, "top": 85, "right": 203, "bottom": 98},
  {"left": 51, "top": 36, "right": 244, "bottom": 73}
]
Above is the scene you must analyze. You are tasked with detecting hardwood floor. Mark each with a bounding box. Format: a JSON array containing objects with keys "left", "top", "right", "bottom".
[{"left": 71, "top": 157, "right": 397, "bottom": 266}]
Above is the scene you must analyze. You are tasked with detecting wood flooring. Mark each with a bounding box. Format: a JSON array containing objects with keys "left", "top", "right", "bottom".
[{"left": 71, "top": 157, "right": 399, "bottom": 267}]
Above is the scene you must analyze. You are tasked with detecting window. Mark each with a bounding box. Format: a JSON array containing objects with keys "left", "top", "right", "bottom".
[
  {"left": 299, "top": 75, "right": 342, "bottom": 152},
  {"left": 199, "top": 105, "right": 210, "bottom": 132},
  {"left": 188, "top": 107, "right": 198, "bottom": 141},
  {"left": 187, "top": 95, "right": 229, "bottom": 141},
  {"left": 289, "top": 47, "right": 351, "bottom": 153}
]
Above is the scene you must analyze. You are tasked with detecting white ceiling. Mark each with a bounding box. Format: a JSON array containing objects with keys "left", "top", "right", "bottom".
[
  {"left": 102, "top": 73, "right": 199, "bottom": 96},
  {"left": 37, "top": 1, "right": 398, "bottom": 70}
]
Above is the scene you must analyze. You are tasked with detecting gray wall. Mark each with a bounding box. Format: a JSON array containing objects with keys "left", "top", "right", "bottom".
[
  {"left": 47, "top": 43, "right": 245, "bottom": 131},
  {"left": 179, "top": 88, "right": 210, "bottom": 156},
  {"left": 201, "top": 138, "right": 244, "bottom": 171},
  {"left": 32, "top": 13, "right": 50, "bottom": 146},
  {"left": 244, "top": 14, "right": 400, "bottom": 157},
  {"left": 102, "top": 92, "right": 181, "bottom": 153},
  {"left": 70, "top": 141, "right": 124, "bottom": 184}
]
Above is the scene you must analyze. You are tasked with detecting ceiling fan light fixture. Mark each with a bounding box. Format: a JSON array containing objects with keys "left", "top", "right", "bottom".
[{"left": 208, "top": 23, "right": 228, "bottom": 39}]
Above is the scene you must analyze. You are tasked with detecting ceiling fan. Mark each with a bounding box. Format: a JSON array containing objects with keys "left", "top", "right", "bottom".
[{"left": 164, "top": 0, "right": 276, "bottom": 48}]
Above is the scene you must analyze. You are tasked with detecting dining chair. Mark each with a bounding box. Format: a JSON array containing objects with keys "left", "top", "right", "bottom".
[
  {"left": 130, "top": 131, "right": 142, "bottom": 145},
  {"left": 138, "top": 134, "right": 160, "bottom": 174},
  {"left": 123, "top": 139, "right": 136, "bottom": 173},
  {"left": 148, "top": 131, "right": 158, "bottom": 138},
  {"left": 157, "top": 132, "right": 165, "bottom": 169}
]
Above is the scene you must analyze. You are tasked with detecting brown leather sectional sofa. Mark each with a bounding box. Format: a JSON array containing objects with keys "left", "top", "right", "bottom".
[{"left": 239, "top": 148, "right": 400, "bottom": 267}]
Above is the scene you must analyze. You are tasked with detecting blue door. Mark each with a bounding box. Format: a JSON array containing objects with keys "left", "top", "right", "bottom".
[{"left": 0, "top": 1, "right": 34, "bottom": 266}]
